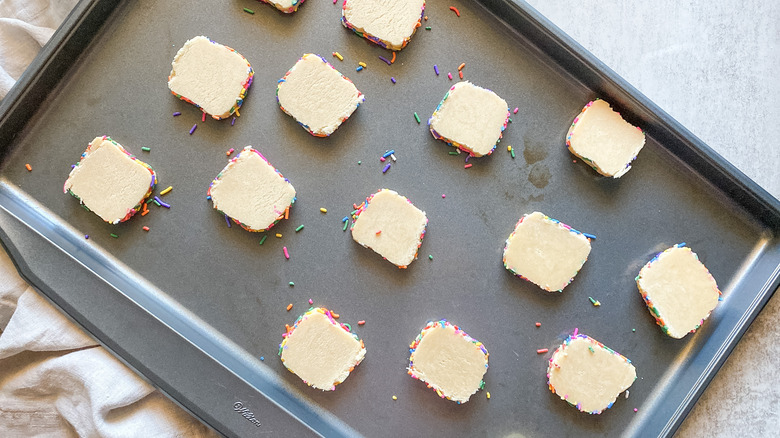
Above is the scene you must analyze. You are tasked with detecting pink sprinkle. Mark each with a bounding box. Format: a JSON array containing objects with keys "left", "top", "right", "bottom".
[
  {"left": 573, "top": 327, "right": 579, "bottom": 336},
  {"left": 536, "top": 348, "right": 549, "bottom": 354},
  {"left": 202, "top": 112, "right": 206, "bottom": 122},
  {"left": 283, "top": 246, "right": 290, "bottom": 259},
  {"left": 513, "top": 107, "right": 518, "bottom": 114},
  {"left": 634, "top": 408, "right": 638, "bottom": 412},
  {"left": 380, "top": 156, "right": 386, "bottom": 162},
  {"left": 464, "top": 163, "right": 473, "bottom": 169},
  {"left": 308, "top": 299, "right": 313, "bottom": 304},
  {"left": 333, "top": 0, "right": 337, "bottom": 3},
  {"left": 447, "top": 72, "right": 453, "bottom": 80},
  {"left": 441, "top": 194, "right": 446, "bottom": 198}
]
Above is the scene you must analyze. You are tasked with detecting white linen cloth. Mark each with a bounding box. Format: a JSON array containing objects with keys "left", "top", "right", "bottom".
[{"left": 0, "top": 1, "right": 216, "bottom": 436}]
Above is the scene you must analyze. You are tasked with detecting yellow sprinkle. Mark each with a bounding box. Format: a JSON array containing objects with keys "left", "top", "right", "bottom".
[
  {"left": 358, "top": 61, "right": 367, "bottom": 68},
  {"left": 333, "top": 52, "right": 344, "bottom": 61},
  {"left": 487, "top": 392, "right": 491, "bottom": 399},
  {"left": 594, "top": 301, "right": 601, "bottom": 307},
  {"left": 392, "top": 395, "right": 397, "bottom": 400},
  {"left": 234, "top": 109, "right": 240, "bottom": 117},
  {"left": 320, "top": 207, "right": 328, "bottom": 213},
  {"left": 275, "top": 233, "right": 282, "bottom": 238},
  {"left": 159, "top": 186, "right": 173, "bottom": 196},
  {"left": 507, "top": 145, "right": 512, "bottom": 152}
]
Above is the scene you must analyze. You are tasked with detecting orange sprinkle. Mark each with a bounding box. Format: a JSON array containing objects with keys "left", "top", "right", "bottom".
[
  {"left": 391, "top": 52, "right": 396, "bottom": 64},
  {"left": 537, "top": 348, "right": 549, "bottom": 354},
  {"left": 25, "top": 164, "right": 32, "bottom": 171},
  {"left": 284, "top": 206, "right": 289, "bottom": 220},
  {"left": 535, "top": 322, "right": 541, "bottom": 327},
  {"left": 142, "top": 226, "right": 150, "bottom": 231},
  {"left": 424, "top": 15, "right": 428, "bottom": 21},
  {"left": 459, "top": 71, "right": 463, "bottom": 79},
  {"left": 286, "top": 303, "right": 293, "bottom": 311},
  {"left": 415, "top": 22, "right": 421, "bottom": 28},
  {"left": 458, "top": 63, "right": 465, "bottom": 71},
  {"left": 332, "top": 313, "right": 339, "bottom": 319},
  {"left": 375, "top": 230, "right": 381, "bottom": 235},
  {"left": 449, "top": 6, "right": 460, "bottom": 17},
  {"left": 141, "top": 210, "right": 149, "bottom": 216},
  {"left": 358, "top": 320, "right": 365, "bottom": 325}
]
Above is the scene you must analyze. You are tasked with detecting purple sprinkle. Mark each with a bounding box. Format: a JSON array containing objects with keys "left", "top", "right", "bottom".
[
  {"left": 71, "top": 164, "right": 76, "bottom": 168},
  {"left": 225, "top": 214, "right": 232, "bottom": 228},
  {"left": 231, "top": 117, "right": 236, "bottom": 126},
  {"left": 378, "top": 55, "right": 391, "bottom": 65},
  {"left": 434, "top": 64, "right": 439, "bottom": 75},
  {"left": 84, "top": 234, "right": 89, "bottom": 239},
  {"left": 390, "top": 77, "right": 396, "bottom": 84},
  {"left": 153, "top": 196, "right": 171, "bottom": 208},
  {"left": 189, "top": 124, "right": 197, "bottom": 135},
  {"left": 173, "top": 112, "right": 181, "bottom": 116},
  {"left": 465, "top": 155, "right": 470, "bottom": 163},
  {"left": 382, "top": 163, "right": 391, "bottom": 173}
]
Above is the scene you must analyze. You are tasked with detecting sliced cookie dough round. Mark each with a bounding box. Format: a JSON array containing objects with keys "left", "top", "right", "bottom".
[
  {"left": 502, "top": 211, "right": 593, "bottom": 292},
  {"left": 547, "top": 334, "right": 636, "bottom": 414},
  {"left": 276, "top": 53, "right": 365, "bottom": 137},
  {"left": 341, "top": 0, "right": 426, "bottom": 51},
  {"left": 350, "top": 189, "right": 427, "bottom": 268},
  {"left": 64, "top": 136, "right": 157, "bottom": 224},
  {"left": 408, "top": 320, "right": 488, "bottom": 403},
  {"left": 168, "top": 36, "right": 253, "bottom": 120},
  {"left": 258, "top": 0, "right": 306, "bottom": 13},
  {"left": 279, "top": 307, "right": 366, "bottom": 391},
  {"left": 566, "top": 99, "right": 645, "bottom": 178},
  {"left": 636, "top": 243, "right": 721, "bottom": 339},
  {"left": 428, "top": 81, "right": 510, "bottom": 157},
  {"left": 208, "top": 146, "right": 295, "bottom": 232}
]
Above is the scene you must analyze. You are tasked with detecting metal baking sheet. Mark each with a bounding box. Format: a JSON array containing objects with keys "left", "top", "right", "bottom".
[{"left": 1, "top": 0, "right": 778, "bottom": 437}]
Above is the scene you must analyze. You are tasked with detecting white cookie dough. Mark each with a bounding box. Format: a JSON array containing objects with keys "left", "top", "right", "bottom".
[
  {"left": 566, "top": 99, "right": 646, "bottom": 178},
  {"left": 208, "top": 146, "right": 295, "bottom": 232},
  {"left": 503, "top": 212, "right": 592, "bottom": 292},
  {"left": 280, "top": 308, "right": 366, "bottom": 391},
  {"left": 547, "top": 334, "right": 636, "bottom": 414},
  {"left": 259, "top": 0, "right": 305, "bottom": 13},
  {"left": 168, "top": 36, "right": 253, "bottom": 119},
  {"left": 342, "top": 0, "right": 426, "bottom": 51},
  {"left": 64, "top": 136, "right": 156, "bottom": 224},
  {"left": 408, "top": 320, "right": 488, "bottom": 403},
  {"left": 428, "top": 81, "right": 510, "bottom": 157},
  {"left": 351, "top": 189, "right": 427, "bottom": 268},
  {"left": 276, "top": 54, "right": 365, "bottom": 137},
  {"left": 636, "top": 244, "right": 721, "bottom": 339}
]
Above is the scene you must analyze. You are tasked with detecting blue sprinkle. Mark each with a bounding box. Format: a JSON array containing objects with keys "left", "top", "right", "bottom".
[
  {"left": 382, "top": 150, "right": 395, "bottom": 158},
  {"left": 678, "top": 242, "right": 687, "bottom": 247},
  {"left": 342, "top": 216, "right": 349, "bottom": 222},
  {"left": 582, "top": 232, "right": 597, "bottom": 240},
  {"left": 260, "top": 356, "right": 264, "bottom": 361},
  {"left": 356, "top": 66, "right": 363, "bottom": 72}
]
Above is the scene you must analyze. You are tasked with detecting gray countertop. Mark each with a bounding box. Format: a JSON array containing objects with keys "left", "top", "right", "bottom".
[{"left": 525, "top": 1, "right": 780, "bottom": 435}]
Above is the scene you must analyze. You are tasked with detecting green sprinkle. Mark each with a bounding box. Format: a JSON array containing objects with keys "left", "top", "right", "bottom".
[
  {"left": 152, "top": 198, "right": 161, "bottom": 206},
  {"left": 428, "top": 254, "right": 433, "bottom": 260},
  {"left": 343, "top": 220, "right": 349, "bottom": 231},
  {"left": 510, "top": 149, "right": 515, "bottom": 159},
  {"left": 259, "top": 235, "right": 268, "bottom": 245},
  {"left": 243, "top": 7, "right": 255, "bottom": 14},
  {"left": 414, "top": 112, "right": 421, "bottom": 124},
  {"left": 632, "top": 328, "right": 636, "bottom": 332},
  {"left": 295, "top": 224, "right": 304, "bottom": 232},
  {"left": 358, "top": 161, "right": 362, "bottom": 165},
  {"left": 141, "top": 147, "right": 151, "bottom": 152},
  {"left": 343, "top": 323, "right": 352, "bottom": 332},
  {"left": 448, "top": 151, "right": 459, "bottom": 155},
  {"left": 289, "top": 282, "right": 295, "bottom": 287},
  {"left": 588, "top": 346, "right": 595, "bottom": 353},
  {"left": 110, "top": 233, "right": 118, "bottom": 238},
  {"left": 425, "top": 26, "right": 431, "bottom": 30},
  {"left": 479, "top": 380, "right": 486, "bottom": 390},
  {"left": 508, "top": 118, "right": 513, "bottom": 123},
  {"left": 589, "top": 296, "right": 597, "bottom": 305}
]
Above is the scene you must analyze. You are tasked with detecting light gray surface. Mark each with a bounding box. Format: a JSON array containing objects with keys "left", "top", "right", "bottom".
[{"left": 524, "top": 1, "right": 780, "bottom": 435}]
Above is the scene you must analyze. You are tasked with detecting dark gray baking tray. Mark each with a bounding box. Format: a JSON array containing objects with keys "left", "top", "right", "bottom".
[{"left": 1, "top": 0, "right": 779, "bottom": 437}]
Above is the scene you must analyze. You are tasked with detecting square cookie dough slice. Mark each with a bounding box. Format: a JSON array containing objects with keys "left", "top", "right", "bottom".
[
  {"left": 64, "top": 136, "right": 156, "bottom": 224},
  {"left": 408, "top": 320, "right": 489, "bottom": 403},
  {"left": 636, "top": 244, "right": 721, "bottom": 339},
  {"left": 351, "top": 189, "right": 427, "bottom": 268},
  {"left": 503, "top": 212, "right": 592, "bottom": 292},
  {"left": 566, "top": 99, "right": 646, "bottom": 178},
  {"left": 168, "top": 36, "right": 254, "bottom": 120},
  {"left": 208, "top": 146, "right": 295, "bottom": 232},
  {"left": 258, "top": 0, "right": 305, "bottom": 13},
  {"left": 277, "top": 54, "right": 365, "bottom": 137},
  {"left": 428, "top": 82, "right": 510, "bottom": 157},
  {"left": 547, "top": 334, "right": 636, "bottom": 414},
  {"left": 341, "top": 0, "right": 425, "bottom": 51},
  {"left": 279, "top": 307, "right": 366, "bottom": 391}
]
